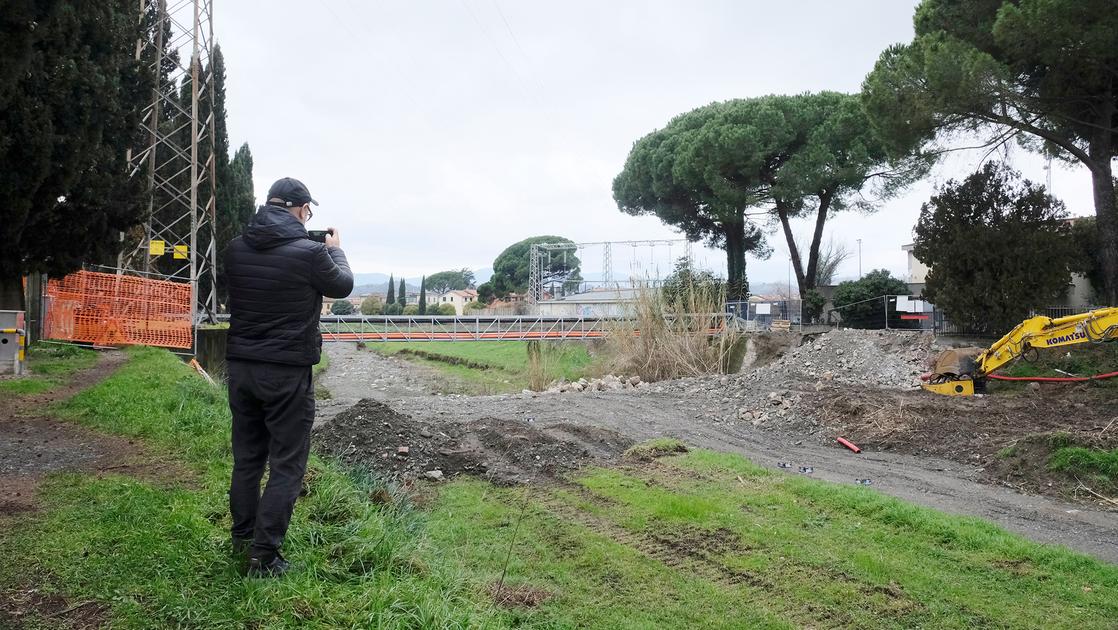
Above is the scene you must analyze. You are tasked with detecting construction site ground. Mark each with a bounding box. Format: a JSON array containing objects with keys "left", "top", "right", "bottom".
[{"left": 315, "top": 337, "right": 1118, "bottom": 565}]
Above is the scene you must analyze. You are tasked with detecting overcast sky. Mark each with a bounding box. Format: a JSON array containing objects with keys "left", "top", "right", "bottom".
[{"left": 213, "top": 0, "right": 1096, "bottom": 285}]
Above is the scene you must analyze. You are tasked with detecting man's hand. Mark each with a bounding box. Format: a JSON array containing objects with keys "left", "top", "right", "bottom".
[{"left": 324, "top": 228, "right": 341, "bottom": 249}]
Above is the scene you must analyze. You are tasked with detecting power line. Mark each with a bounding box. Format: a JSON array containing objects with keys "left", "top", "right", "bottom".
[
  {"left": 459, "top": 0, "right": 534, "bottom": 101},
  {"left": 491, "top": 0, "right": 545, "bottom": 92}
]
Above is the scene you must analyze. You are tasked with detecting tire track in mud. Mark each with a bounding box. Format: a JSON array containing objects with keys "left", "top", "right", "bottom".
[{"left": 510, "top": 479, "right": 933, "bottom": 629}]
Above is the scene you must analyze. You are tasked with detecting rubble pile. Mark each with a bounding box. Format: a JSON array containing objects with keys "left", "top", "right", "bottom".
[
  {"left": 745, "top": 328, "right": 939, "bottom": 390},
  {"left": 543, "top": 374, "right": 645, "bottom": 394},
  {"left": 646, "top": 329, "right": 942, "bottom": 433}
]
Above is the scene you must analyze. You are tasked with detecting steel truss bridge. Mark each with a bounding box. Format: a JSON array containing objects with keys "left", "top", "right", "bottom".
[{"left": 313, "top": 314, "right": 738, "bottom": 342}]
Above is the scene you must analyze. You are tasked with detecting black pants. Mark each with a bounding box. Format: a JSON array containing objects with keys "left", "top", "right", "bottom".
[{"left": 227, "top": 359, "right": 314, "bottom": 557}]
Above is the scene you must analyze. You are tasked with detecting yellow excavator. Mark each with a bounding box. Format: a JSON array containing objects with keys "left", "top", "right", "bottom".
[{"left": 922, "top": 307, "right": 1118, "bottom": 396}]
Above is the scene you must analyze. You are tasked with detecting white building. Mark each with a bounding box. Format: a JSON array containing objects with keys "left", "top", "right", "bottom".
[{"left": 433, "top": 289, "right": 479, "bottom": 315}]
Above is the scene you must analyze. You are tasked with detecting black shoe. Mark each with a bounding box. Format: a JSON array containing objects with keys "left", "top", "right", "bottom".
[
  {"left": 232, "top": 537, "right": 253, "bottom": 555},
  {"left": 247, "top": 553, "right": 290, "bottom": 578}
]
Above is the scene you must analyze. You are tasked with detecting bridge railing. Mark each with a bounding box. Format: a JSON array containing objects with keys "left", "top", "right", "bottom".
[{"left": 213, "top": 313, "right": 737, "bottom": 342}]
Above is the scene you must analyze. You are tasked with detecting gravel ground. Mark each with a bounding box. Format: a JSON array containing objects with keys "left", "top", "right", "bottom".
[{"left": 315, "top": 338, "right": 1118, "bottom": 564}]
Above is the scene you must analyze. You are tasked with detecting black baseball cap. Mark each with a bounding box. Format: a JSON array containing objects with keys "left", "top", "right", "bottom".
[{"left": 267, "top": 177, "right": 319, "bottom": 207}]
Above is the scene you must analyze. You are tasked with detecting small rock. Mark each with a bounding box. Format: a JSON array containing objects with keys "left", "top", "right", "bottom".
[
  {"left": 397, "top": 446, "right": 410, "bottom": 456},
  {"left": 419, "top": 429, "right": 433, "bottom": 439},
  {"left": 424, "top": 469, "right": 444, "bottom": 480}
]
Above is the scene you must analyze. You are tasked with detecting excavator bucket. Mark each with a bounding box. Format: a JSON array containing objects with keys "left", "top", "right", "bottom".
[
  {"left": 930, "top": 347, "right": 984, "bottom": 378},
  {"left": 921, "top": 347, "right": 984, "bottom": 397},
  {"left": 922, "top": 379, "right": 975, "bottom": 396}
]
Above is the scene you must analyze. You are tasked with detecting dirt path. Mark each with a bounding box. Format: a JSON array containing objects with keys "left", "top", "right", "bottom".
[
  {"left": 316, "top": 343, "right": 1118, "bottom": 564},
  {"left": 0, "top": 350, "right": 150, "bottom": 628},
  {"left": 0, "top": 351, "right": 148, "bottom": 518}
]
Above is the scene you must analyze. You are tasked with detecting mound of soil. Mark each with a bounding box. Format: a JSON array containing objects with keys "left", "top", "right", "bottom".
[
  {"left": 796, "top": 382, "right": 1118, "bottom": 464},
  {"left": 984, "top": 433, "right": 1118, "bottom": 500},
  {"left": 313, "top": 399, "right": 633, "bottom": 485}
]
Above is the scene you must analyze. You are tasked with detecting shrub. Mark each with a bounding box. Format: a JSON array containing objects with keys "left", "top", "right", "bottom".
[
  {"left": 359, "top": 296, "right": 383, "bottom": 315},
  {"left": 830, "top": 269, "right": 909, "bottom": 329},
  {"left": 330, "top": 299, "right": 356, "bottom": 315},
  {"left": 600, "top": 282, "right": 740, "bottom": 382},
  {"left": 436, "top": 304, "right": 457, "bottom": 316}
]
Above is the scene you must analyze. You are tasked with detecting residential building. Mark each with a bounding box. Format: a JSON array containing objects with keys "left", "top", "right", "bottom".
[{"left": 432, "top": 289, "right": 479, "bottom": 315}]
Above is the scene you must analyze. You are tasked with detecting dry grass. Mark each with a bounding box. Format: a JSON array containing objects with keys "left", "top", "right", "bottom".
[{"left": 600, "top": 283, "right": 741, "bottom": 382}]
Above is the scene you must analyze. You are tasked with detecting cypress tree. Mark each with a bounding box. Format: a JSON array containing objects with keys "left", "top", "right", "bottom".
[
  {"left": 0, "top": 1, "right": 152, "bottom": 308},
  {"left": 386, "top": 274, "right": 395, "bottom": 305},
  {"left": 398, "top": 278, "right": 407, "bottom": 306},
  {"left": 205, "top": 45, "right": 256, "bottom": 308},
  {"left": 418, "top": 276, "right": 427, "bottom": 315}
]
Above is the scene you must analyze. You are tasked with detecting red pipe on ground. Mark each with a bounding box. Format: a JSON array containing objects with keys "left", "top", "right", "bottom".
[
  {"left": 987, "top": 371, "right": 1118, "bottom": 383},
  {"left": 837, "top": 437, "right": 861, "bottom": 453}
]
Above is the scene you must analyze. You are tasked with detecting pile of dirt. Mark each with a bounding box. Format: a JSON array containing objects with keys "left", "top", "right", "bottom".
[
  {"left": 792, "top": 382, "right": 1118, "bottom": 462},
  {"left": 746, "top": 328, "right": 940, "bottom": 390},
  {"left": 313, "top": 399, "right": 633, "bottom": 485},
  {"left": 983, "top": 431, "right": 1118, "bottom": 499}
]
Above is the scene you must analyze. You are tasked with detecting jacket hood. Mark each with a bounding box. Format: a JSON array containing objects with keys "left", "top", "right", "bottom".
[{"left": 243, "top": 205, "right": 308, "bottom": 250}]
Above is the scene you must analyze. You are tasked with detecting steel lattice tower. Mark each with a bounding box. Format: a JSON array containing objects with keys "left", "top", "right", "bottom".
[
  {"left": 527, "top": 239, "right": 692, "bottom": 304},
  {"left": 120, "top": 0, "right": 218, "bottom": 325}
]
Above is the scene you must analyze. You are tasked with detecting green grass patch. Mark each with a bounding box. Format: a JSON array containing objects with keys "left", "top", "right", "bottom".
[
  {"left": 312, "top": 349, "right": 329, "bottom": 378},
  {"left": 369, "top": 341, "right": 594, "bottom": 393},
  {"left": 1000, "top": 342, "right": 1118, "bottom": 386},
  {"left": 0, "top": 346, "right": 499, "bottom": 628},
  {"left": 422, "top": 449, "right": 1118, "bottom": 629},
  {"left": 623, "top": 437, "right": 689, "bottom": 461},
  {"left": 0, "top": 343, "right": 97, "bottom": 396},
  {"left": 1050, "top": 446, "right": 1118, "bottom": 489}
]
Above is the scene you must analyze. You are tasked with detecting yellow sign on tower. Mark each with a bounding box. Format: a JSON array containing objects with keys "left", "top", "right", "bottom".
[
  {"left": 148, "top": 240, "right": 165, "bottom": 256},
  {"left": 173, "top": 245, "right": 189, "bottom": 260}
]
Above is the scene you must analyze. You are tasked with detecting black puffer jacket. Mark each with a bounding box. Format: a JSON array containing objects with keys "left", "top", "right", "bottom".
[{"left": 225, "top": 205, "right": 353, "bottom": 366}]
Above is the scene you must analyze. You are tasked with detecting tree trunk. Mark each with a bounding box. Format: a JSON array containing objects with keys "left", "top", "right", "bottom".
[
  {"left": 723, "top": 216, "right": 748, "bottom": 300},
  {"left": 0, "top": 273, "right": 25, "bottom": 312},
  {"left": 1089, "top": 133, "right": 1118, "bottom": 306},
  {"left": 775, "top": 202, "right": 808, "bottom": 297},
  {"left": 803, "top": 191, "right": 833, "bottom": 290}
]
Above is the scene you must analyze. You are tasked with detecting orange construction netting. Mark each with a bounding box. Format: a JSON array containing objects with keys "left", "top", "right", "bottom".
[{"left": 44, "top": 270, "right": 193, "bottom": 349}]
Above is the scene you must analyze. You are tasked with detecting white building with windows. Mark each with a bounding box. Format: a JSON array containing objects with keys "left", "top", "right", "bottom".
[{"left": 433, "top": 289, "right": 479, "bottom": 315}]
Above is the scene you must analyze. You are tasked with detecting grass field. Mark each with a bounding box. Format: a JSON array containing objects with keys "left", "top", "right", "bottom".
[
  {"left": 999, "top": 342, "right": 1118, "bottom": 388},
  {"left": 3, "top": 347, "right": 1117, "bottom": 628},
  {"left": 1, "top": 347, "right": 498, "bottom": 628},
  {"left": 368, "top": 341, "right": 595, "bottom": 393},
  {"left": 0, "top": 343, "right": 97, "bottom": 395},
  {"left": 425, "top": 453, "right": 1118, "bottom": 629}
]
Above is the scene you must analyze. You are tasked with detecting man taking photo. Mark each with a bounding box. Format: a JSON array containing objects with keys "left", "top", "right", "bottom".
[{"left": 224, "top": 177, "right": 353, "bottom": 577}]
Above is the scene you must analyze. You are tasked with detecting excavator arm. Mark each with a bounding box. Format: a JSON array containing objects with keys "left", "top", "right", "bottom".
[{"left": 923, "top": 307, "right": 1118, "bottom": 396}]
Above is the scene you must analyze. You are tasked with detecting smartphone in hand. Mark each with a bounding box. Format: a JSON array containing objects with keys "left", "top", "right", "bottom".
[{"left": 308, "top": 229, "right": 331, "bottom": 243}]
